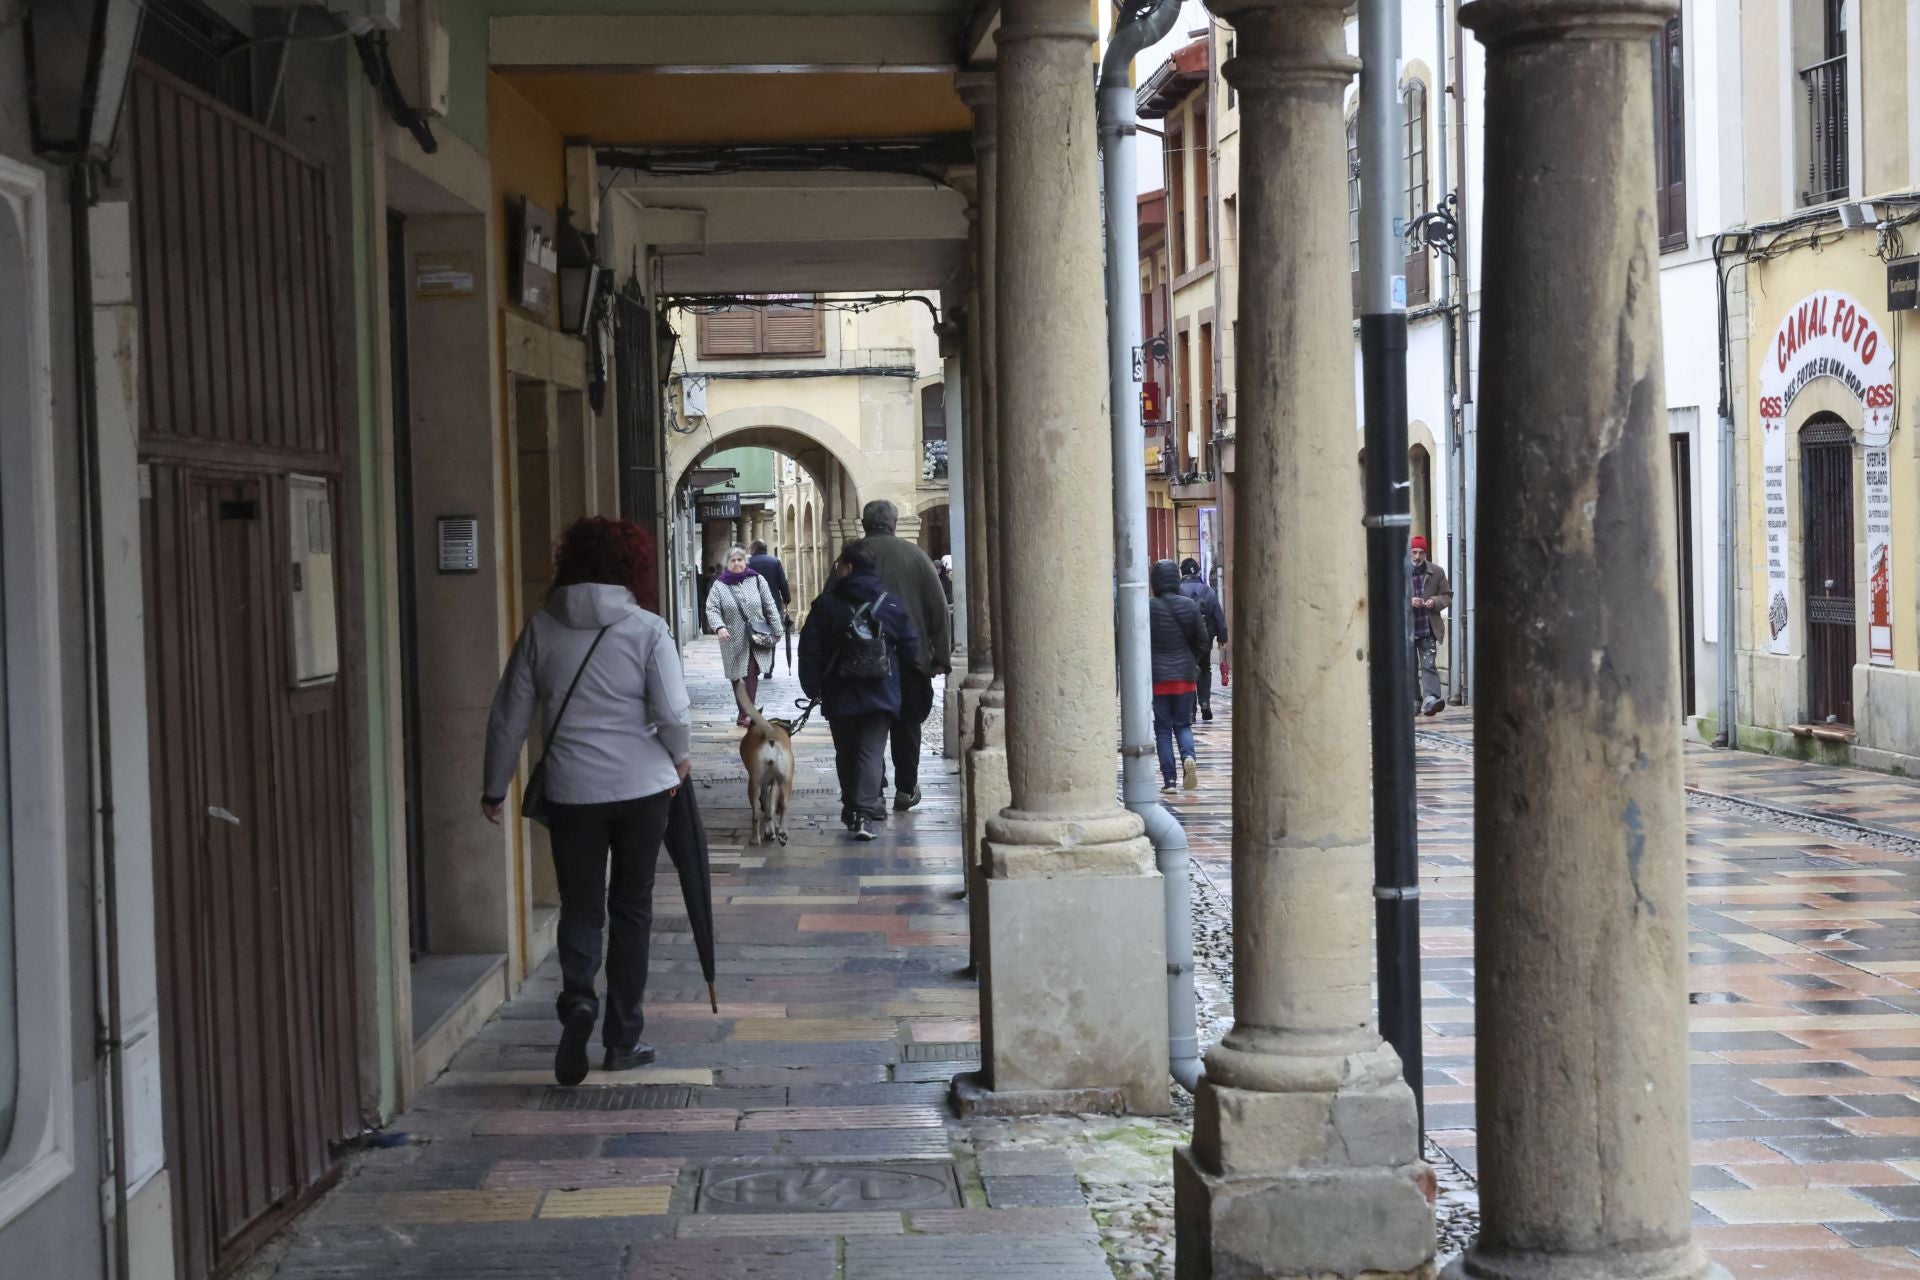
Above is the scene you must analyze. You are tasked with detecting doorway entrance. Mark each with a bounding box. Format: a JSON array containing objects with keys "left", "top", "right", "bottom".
[
  {"left": 1801, "top": 414, "right": 1856, "bottom": 725},
  {"left": 129, "top": 63, "right": 360, "bottom": 1279}
]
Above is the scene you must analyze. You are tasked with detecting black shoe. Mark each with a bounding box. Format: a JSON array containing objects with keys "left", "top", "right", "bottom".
[
  {"left": 554, "top": 1004, "right": 595, "bottom": 1087},
  {"left": 602, "top": 1042, "right": 656, "bottom": 1072},
  {"left": 853, "top": 817, "right": 879, "bottom": 841},
  {"left": 842, "top": 810, "right": 858, "bottom": 832},
  {"left": 893, "top": 787, "right": 922, "bottom": 812},
  {"left": 1161, "top": 778, "right": 1177, "bottom": 793},
  {"left": 1200, "top": 706, "right": 1214, "bottom": 722}
]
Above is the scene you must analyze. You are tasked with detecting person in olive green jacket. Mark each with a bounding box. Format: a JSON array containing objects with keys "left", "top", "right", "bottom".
[{"left": 858, "top": 500, "right": 952, "bottom": 810}]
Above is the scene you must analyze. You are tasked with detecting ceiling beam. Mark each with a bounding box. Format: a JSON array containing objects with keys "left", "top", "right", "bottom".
[{"left": 491, "top": 15, "right": 957, "bottom": 72}]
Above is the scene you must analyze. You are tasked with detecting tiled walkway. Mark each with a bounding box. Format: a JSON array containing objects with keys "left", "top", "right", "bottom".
[
  {"left": 1185, "top": 690, "right": 1920, "bottom": 1278},
  {"left": 257, "top": 646, "right": 1920, "bottom": 1279},
  {"left": 262, "top": 642, "right": 1118, "bottom": 1279}
]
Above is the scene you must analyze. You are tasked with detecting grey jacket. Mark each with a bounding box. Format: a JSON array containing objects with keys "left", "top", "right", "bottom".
[
  {"left": 483, "top": 584, "right": 692, "bottom": 805},
  {"left": 862, "top": 532, "right": 951, "bottom": 676}
]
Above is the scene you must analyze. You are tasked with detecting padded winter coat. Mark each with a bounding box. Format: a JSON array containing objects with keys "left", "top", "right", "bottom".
[
  {"left": 798, "top": 570, "right": 919, "bottom": 721},
  {"left": 1148, "top": 561, "right": 1212, "bottom": 687}
]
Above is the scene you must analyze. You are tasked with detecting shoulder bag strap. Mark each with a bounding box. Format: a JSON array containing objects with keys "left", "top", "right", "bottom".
[{"left": 537, "top": 622, "right": 614, "bottom": 765}]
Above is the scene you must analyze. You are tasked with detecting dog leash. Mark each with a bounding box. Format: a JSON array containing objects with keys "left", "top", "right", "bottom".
[{"left": 770, "top": 697, "right": 821, "bottom": 738}]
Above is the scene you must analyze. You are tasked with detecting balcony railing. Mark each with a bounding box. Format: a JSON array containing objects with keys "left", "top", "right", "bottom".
[{"left": 1800, "top": 54, "right": 1849, "bottom": 205}]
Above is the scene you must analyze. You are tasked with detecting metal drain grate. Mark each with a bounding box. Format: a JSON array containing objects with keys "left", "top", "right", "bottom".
[
  {"left": 696, "top": 1160, "right": 962, "bottom": 1214},
  {"left": 538, "top": 1084, "right": 694, "bottom": 1111},
  {"left": 900, "top": 1043, "right": 980, "bottom": 1063}
]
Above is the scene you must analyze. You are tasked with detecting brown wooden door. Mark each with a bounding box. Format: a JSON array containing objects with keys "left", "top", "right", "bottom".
[
  {"left": 129, "top": 62, "right": 359, "bottom": 1280},
  {"left": 1802, "top": 417, "right": 1856, "bottom": 725}
]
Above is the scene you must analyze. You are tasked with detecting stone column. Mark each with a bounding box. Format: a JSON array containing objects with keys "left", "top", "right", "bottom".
[
  {"left": 1445, "top": 3, "right": 1720, "bottom": 1279},
  {"left": 957, "top": 72, "right": 1010, "bottom": 977},
  {"left": 964, "top": 0, "right": 1168, "bottom": 1116},
  {"left": 1174, "top": 3, "right": 1434, "bottom": 1276}
]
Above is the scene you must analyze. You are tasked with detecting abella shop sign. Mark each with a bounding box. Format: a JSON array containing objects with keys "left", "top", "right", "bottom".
[{"left": 1758, "top": 289, "right": 1896, "bottom": 664}]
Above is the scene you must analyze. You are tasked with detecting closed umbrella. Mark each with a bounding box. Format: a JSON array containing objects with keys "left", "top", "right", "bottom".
[
  {"left": 663, "top": 782, "right": 719, "bottom": 1013},
  {"left": 783, "top": 614, "right": 795, "bottom": 676}
]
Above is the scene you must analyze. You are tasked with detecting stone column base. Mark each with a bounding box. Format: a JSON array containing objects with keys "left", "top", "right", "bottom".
[
  {"left": 963, "top": 705, "right": 1009, "bottom": 975},
  {"left": 1175, "top": 1146, "right": 1436, "bottom": 1280},
  {"left": 1442, "top": 1248, "right": 1729, "bottom": 1280},
  {"left": 979, "top": 850, "right": 1168, "bottom": 1116},
  {"left": 951, "top": 676, "right": 984, "bottom": 762}
]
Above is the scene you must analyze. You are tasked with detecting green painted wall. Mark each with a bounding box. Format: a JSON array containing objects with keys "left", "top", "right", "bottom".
[
  {"left": 348, "top": 73, "right": 401, "bottom": 1114},
  {"left": 702, "top": 447, "right": 776, "bottom": 493}
]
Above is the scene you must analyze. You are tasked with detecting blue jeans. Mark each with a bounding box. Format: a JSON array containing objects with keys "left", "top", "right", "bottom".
[{"left": 1153, "top": 691, "right": 1197, "bottom": 783}]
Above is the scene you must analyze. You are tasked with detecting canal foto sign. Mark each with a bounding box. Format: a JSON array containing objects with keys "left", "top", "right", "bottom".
[{"left": 1758, "top": 289, "right": 1896, "bottom": 663}]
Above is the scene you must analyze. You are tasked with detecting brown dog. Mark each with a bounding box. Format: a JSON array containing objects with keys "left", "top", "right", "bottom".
[{"left": 733, "top": 679, "right": 793, "bottom": 845}]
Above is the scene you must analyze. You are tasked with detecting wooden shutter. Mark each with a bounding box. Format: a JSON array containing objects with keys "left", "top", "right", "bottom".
[
  {"left": 761, "top": 302, "right": 824, "bottom": 355},
  {"left": 698, "top": 306, "right": 762, "bottom": 357}
]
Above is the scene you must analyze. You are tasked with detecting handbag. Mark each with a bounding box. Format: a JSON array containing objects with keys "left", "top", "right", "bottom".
[
  {"left": 730, "top": 581, "right": 780, "bottom": 650},
  {"left": 521, "top": 623, "right": 613, "bottom": 828}
]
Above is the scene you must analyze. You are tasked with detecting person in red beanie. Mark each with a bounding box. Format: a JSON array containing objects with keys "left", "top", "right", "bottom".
[{"left": 1409, "top": 535, "right": 1453, "bottom": 716}]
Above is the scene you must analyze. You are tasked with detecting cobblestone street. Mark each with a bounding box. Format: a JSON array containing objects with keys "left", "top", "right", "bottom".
[{"left": 247, "top": 643, "right": 1920, "bottom": 1280}]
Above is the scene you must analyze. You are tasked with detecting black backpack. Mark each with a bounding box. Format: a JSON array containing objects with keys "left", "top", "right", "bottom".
[{"left": 835, "top": 592, "right": 893, "bottom": 681}]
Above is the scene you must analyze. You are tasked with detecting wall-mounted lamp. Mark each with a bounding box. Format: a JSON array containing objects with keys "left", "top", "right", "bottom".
[
  {"left": 23, "top": 0, "right": 147, "bottom": 162},
  {"left": 555, "top": 206, "right": 604, "bottom": 336}
]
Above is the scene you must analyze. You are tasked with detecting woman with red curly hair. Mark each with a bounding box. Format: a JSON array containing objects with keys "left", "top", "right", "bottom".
[{"left": 481, "top": 517, "right": 691, "bottom": 1086}]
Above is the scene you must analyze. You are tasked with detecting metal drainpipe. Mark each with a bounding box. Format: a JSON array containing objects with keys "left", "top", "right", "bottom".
[
  {"left": 1100, "top": 0, "right": 1203, "bottom": 1094},
  {"left": 1435, "top": 0, "right": 1465, "bottom": 707}
]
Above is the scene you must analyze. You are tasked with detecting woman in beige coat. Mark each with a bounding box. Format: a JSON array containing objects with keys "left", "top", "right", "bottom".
[{"left": 704, "top": 544, "right": 783, "bottom": 726}]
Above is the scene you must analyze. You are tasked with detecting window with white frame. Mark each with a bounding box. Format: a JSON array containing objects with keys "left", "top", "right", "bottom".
[{"left": 0, "top": 155, "right": 76, "bottom": 1229}]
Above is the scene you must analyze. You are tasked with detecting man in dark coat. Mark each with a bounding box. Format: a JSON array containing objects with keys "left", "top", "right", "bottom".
[
  {"left": 799, "top": 541, "right": 919, "bottom": 840},
  {"left": 1149, "top": 559, "right": 1212, "bottom": 791},
  {"left": 747, "top": 540, "right": 791, "bottom": 613},
  {"left": 1409, "top": 535, "right": 1453, "bottom": 716},
  {"left": 857, "top": 499, "right": 950, "bottom": 811},
  {"left": 1177, "top": 558, "right": 1228, "bottom": 721}
]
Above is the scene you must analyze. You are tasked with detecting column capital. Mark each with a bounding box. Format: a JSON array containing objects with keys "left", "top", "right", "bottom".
[
  {"left": 1206, "top": 0, "right": 1358, "bottom": 89},
  {"left": 954, "top": 69, "right": 996, "bottom": 110},
  {"left": 1459, "top": 0, "right": 1676, "bottom": 45}
]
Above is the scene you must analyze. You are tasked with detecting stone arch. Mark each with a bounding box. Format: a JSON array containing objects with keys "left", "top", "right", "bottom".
[
  {"left": 1407, "top": 419, "right": 1439, "bottom": 546},
  {"left": 668, "top": 404, "right": 876, "bottom": 510}
]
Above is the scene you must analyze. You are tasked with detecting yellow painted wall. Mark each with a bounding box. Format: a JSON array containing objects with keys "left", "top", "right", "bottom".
[
  {"left": 1860, "top": 0, "right": 1910, "bottom": 197},
  {"left": 495, "top": 71, "right": 970, "bottom": 147},
  {"left": 1743, "top": 233, "right": 1919, "bottom": 672},
  {"left": 488, "top": 72, "right": 566, "bottom": 329}
]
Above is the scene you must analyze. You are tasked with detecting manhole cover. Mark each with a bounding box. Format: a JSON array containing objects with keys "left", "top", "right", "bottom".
[
  {"left": 538, "top": 1084, "right": 695, "bottom": 1111},
  {"left": 900, "top": 1043, "right": 980, "bottom": 1063},
  {"left": 697, "top": 1161, "right": 961, "bottom": 1214}
]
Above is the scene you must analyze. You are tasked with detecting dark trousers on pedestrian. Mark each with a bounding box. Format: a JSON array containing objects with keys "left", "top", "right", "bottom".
[
  {"left": 832, "top": 711, "right": 892, "bottom": 822},
  {"left": 547, "top": 791, "right": 673, "bottom": 1052},
  {"left": 735, "top": 656, "right": 765, "bottom": 726},
  {"left": 888, "top": 668, "right": 935, "bottom": 796},
  {"left": 1153, "top": 691, "right": 1198, "bottom": 784},
  {"left": 1195, "top": 653, "right": 1214, "bottom": 714}
]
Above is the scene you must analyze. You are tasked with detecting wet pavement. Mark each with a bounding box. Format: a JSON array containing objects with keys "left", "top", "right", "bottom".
[
  {"left": 255, "top": 641, "right": 1135, "bottom": 1279},
  {"left": 1184, "top": 687, "right": 1920, "bottom": 1278},
  {"left": 251, "top": 642, "right": 1920, "bottom": 1279}
]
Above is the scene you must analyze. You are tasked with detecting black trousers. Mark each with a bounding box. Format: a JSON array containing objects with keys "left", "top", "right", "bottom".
[
  {"left": 889, "top": 668, "right": 936, "bottom": 795},
  {"left": 1195, "top": 652, "right": 1214, "bottom": 711},
  {"left": 547, "top": 791, "right": 672, "bottom": 1051},
  {"left": 832, "top": 711, "right": 893, "bottom": 821}
]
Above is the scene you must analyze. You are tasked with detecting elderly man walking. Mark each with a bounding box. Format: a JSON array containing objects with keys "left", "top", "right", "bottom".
[
  {"left": 1410, "top": 535, "right": 1453, "bottom": 717},
  {"left": 857, "top": 500, "right": 951, "bottom": 810}
]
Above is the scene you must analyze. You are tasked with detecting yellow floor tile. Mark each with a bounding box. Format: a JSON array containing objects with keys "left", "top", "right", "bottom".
[
  {"left": 1694, "top": 1188, "right": 1889, "bottom": 1225},
  {"left": 731, "top": 1018, "right": 900, "bottom": 1042},
  {"left": 537, "top": 1187, "right": 673, "bottom": 1218}
]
